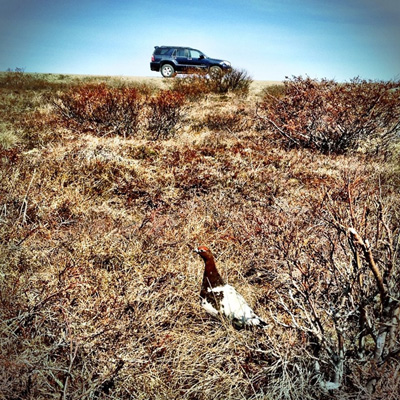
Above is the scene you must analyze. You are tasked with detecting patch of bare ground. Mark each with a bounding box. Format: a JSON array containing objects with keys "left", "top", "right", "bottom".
[{"left": 1, "top": 72, "right": 399, "bottom": 399}]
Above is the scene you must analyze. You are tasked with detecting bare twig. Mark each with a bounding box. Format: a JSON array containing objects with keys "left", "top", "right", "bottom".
[{"left": 348, "top": 228, "right": 386, "bottom": 305}]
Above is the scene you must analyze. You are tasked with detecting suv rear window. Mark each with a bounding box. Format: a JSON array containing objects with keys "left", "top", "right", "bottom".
[{"left": 154, "top": 48, "right": 171, "bottom": 55}]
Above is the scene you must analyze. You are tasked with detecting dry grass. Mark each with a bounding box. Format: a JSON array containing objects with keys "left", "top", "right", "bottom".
[{"left": 1, "top": 72, "right": 399, "bottom": 399}]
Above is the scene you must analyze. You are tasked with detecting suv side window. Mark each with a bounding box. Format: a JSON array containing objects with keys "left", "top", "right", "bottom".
[
  {"left": 177, "top": 48, "right": 189, "bottom": 57},
  {"left": 189, "top": 50, "right": 202, "bottom": 59}
]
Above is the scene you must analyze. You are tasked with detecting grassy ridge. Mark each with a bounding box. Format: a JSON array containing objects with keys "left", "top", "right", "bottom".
[{"left": 1, "top": 72, "right": 399, "bottom": 399}]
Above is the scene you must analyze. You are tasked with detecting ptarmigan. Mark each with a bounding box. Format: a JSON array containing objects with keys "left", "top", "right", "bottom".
[{"left": 194, "top": 246, "right": 266, "bottom": 328}]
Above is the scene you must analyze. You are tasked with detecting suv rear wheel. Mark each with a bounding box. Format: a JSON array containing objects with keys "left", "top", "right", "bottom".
[{"left": 161, "top": 64, "right": 175, "bottom": 78}]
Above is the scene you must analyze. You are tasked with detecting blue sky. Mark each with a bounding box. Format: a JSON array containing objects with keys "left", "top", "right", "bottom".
[{"left": 0, "top": 0, "right": 399, "bottom": 81}]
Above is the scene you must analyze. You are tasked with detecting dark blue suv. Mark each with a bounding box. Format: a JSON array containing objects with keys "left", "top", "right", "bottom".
[{"left": 150, "top": 46, "right": 231, "bottom": 78}]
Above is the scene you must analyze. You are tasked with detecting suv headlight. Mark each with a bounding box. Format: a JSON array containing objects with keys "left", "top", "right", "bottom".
[{"left": 220, "top": 61, "right": 231, "bottom": 68}]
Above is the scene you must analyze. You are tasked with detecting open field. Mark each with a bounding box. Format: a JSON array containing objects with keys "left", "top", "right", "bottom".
[
  {"left": 0, "top": 71, "right": 282, "bottom": 94},
  {"left": 1, "top": 71, "right": 399, "bottom": 399}
]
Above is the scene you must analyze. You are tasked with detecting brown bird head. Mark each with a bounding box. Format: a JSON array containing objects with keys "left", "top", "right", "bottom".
[
  {"left": 194, "top": 246, "right": 214, "bottom": 261},
  {"left": 194, "top": 245, "right": 225, "bottom": 288}
]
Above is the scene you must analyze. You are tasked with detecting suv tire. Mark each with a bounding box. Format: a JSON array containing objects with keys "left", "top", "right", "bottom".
[
  {"left": 209, "top": 66, "right": 223, "bottom": 78},
  {"left": 161, "top": 64, "right": 175, "bottom": 78}
]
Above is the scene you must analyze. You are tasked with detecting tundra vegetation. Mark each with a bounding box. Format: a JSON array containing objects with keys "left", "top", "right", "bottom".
[{"left": 1, "top": 69, "right": 399, "bottom": 399}]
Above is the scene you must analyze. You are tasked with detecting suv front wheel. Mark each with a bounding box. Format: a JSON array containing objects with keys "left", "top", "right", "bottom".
[
  {"left": 209, "top": 66, "right": 223, "bottom": 78},
  {"left": 161, "top": 64, "right": 175, "bottom": 78}
]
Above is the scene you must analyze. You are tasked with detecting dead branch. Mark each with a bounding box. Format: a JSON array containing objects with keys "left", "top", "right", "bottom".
[{"left": 348, "top": 228, "right": 386, "bottom": 305}]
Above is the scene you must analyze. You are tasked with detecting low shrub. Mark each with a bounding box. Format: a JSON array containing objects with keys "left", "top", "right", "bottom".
[
  {"left": 53, "top": 85, "right": 186, "bottom": 140},
  {"left": 170, "top": 73, "right": 210, "bottom": 99},
  {"left": 211, "top": 68, "right": 252, "bottom": 96},
  {"left": 146, "top": 90, "right": 186, "bottom": 140},
  {"left": 171, "top": 68, "right": 252, "bottom": 98},
  {"left": 268, "top": 173, "right": 400, "bottom": 393},
  {"left": 258, "top": 76, "right": 400, "bottom": 154},
  {"left": 53, "top": 83, "right": 143, "bottom": 137}
]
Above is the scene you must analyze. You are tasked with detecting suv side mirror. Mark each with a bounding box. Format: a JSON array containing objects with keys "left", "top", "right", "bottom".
[{"left": 199, "top": 55, "right": 205, "bottom": 60}]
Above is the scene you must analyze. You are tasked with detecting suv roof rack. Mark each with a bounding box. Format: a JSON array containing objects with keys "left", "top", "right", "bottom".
[{"left": 156, "top": 45, "right": 193, "bottom": 49}]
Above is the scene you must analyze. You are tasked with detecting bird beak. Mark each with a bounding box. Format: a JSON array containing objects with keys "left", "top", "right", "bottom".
[{"left": 187, "top": 244, "right": 199, "bottom": 253}]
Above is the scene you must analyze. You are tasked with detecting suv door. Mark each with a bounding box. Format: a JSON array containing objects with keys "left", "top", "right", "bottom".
[
  {"left": 175, "top": 48, "right": 190, "bottom": 70},
  {"left": 186, "top": 49, "right": 208, "bottom": 70}
]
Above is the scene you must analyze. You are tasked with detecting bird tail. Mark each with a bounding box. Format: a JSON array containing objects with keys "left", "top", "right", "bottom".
[
  {"left": 258, "top": 318, "right": 267, "bottom": 328},
  {"left": 258, "top": 319, "right": 267, "bottom": 328}
]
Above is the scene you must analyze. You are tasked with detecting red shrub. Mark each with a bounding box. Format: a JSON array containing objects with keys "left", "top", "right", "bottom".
[
  {"left": 258, "top": 76, "right": 400, "bottom": 154},
  {"left": 171, "top": 68, "right": 252, "bottom": 98},
  {"left": 53, "top": 84, "right": 143, "bottom": 137},
  {"left": 146, "top": 90, "right": 186, "bottom": 140}
]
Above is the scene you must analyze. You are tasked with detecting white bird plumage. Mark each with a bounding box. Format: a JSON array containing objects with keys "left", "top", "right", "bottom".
[
  {"left": 202, "top": 284, "right": 265, "bottom": 327},
  {"left": 194, "top": 246, "right": 266, "bottom": 328}
]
